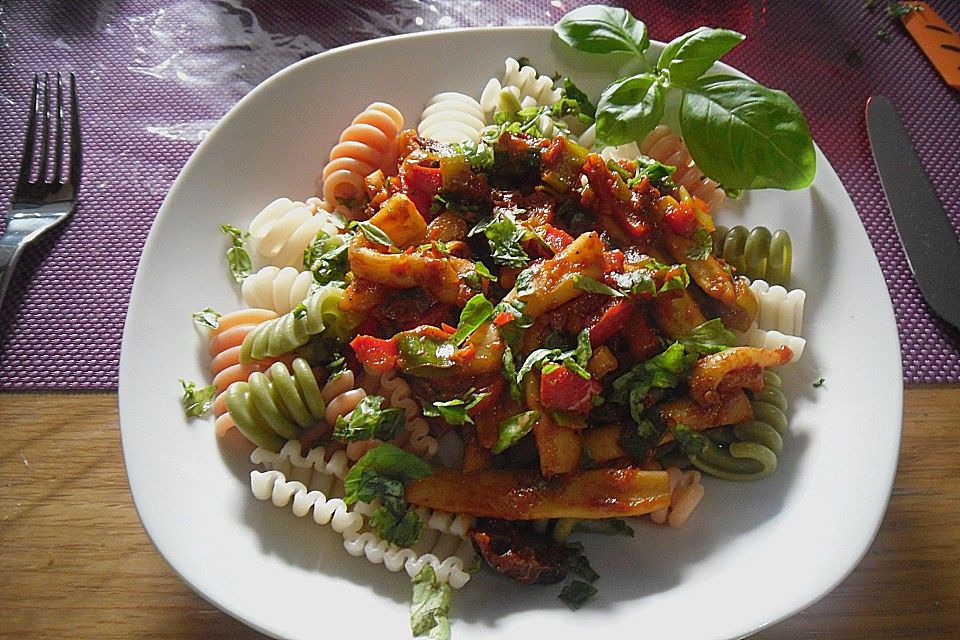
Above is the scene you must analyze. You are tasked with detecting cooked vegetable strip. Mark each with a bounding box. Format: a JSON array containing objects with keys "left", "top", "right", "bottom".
[
  {"left": 688, "top": 346, "right": 792, "bottom": 405},
  {"left": 504, "top": 231, "right": 606, "bottom": 317},
  {"left": 405, "top": 467, "right": 670, "bottom": 519}
]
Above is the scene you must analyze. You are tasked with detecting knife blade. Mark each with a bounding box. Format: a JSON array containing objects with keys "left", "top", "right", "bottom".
[{"left": 866, "top": 95, "right": 960, "bottom": 331}]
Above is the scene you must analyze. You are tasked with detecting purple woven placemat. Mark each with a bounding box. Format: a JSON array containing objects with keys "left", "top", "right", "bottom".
[{"left": 0, "top": 0, "right": 958, "bottom": 389}]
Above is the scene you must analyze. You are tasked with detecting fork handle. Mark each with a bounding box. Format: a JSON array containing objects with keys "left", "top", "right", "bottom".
[{"left": 0, "top": 235, "right": 26, "bottom": 315}]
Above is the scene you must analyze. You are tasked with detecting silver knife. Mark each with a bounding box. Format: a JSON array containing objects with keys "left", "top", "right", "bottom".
[{"left": 866, "top": 95, "right": 960, "bottom": 331}]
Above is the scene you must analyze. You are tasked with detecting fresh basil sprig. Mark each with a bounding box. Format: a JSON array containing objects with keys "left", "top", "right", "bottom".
[{"left": 554, "top": 5, "right": 815, "bottom": 191}]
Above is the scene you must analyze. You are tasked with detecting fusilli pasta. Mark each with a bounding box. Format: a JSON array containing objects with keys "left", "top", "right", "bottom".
[
  {"left": 417, "top": 92, "right": 487, "bottom": 144},
  {"left": 241, "top": 266, "right": 314, "bottom": 315},
  {"left": 248, "top": 197, "right": 342, "bottom": 269},
  {"left": 640, "top": 124, "right": 725, "bottom": 212},
  {"left": 321, "top": 102, "right": 404, "bottom": 215}
]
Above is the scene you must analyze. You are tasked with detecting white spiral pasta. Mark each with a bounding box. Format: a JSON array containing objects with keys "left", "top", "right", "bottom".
[
  {"left": 361, "top": 366, "right": 438, "bottom": 459},
  {"left": 241, "top": 266, "right": 314, "bottom": 315},
  {"left": 735, "top": 279, "right": 807, "bottom": 362},
  {"left": 649, "top": 467, "right": 706, "bottom": 527},
  {"left": 417, "top": 92, "right": 487, "bottom": 143},
  {"left": 321, "top": 102, "right": 404, "bottom": 215},
  {"left": 480, "top": 57, "right": 561, "bottom": 115},
  {"left": 250, "top": 440, "right": 476, "bottom": 588},
  {"left": 640, "top": 124, "right": 725, "bottom": 211},
  {"left": 248, "top": 196, "right": 342, "bottom": 269}
]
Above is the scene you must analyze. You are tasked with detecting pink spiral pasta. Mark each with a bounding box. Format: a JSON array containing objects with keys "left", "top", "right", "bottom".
[
  {"left": 361, "top": 366, "right": 438, "bottom": 459},
  {"left": 208, "top": 308, "right": 281, "bottom": 436},
  {"left": 321, "top": 102, "right": 404, "bottom": 215},
  {"left": 640, "top": 124, "right": 726, "bottom": 212},
  {"left": 649, "top": 466, "right": 706, "bottom": 527}
]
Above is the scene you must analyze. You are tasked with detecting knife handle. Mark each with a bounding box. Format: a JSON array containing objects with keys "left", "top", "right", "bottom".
[{"left": 900, "top": 2, "right": 960, "bottom": 91}]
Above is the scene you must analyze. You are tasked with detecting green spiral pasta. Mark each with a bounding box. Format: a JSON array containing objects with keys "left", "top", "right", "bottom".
[
  {"left": 711, "top": 225, "right": 792, "bottom": 287},
  {"left": 240, "top": 285, "right": 349, "bottom": 363},
  {"left": 224, "top": 358, "right": 326, "bottom": 452},
  {"left": 688, "top": 371, "right": 788, "bottom": 482}
]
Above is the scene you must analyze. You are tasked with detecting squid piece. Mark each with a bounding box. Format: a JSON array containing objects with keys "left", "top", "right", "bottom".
[
  {"left": 505, "top": 231, "right": 606, "bottom": 318},
  {"left": 689, "top": 346, "right": 793, "bottom": 406},
  {"left": 405, "top": 467, "right": 670, "bottom": 519},
  {"left": 348, "top": 236, "right": 475, "bottom": 305},
  {"left": 658, "top": 389, "right": 754, "bottom": 431}
]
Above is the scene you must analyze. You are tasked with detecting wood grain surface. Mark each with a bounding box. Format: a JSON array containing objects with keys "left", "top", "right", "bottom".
[{"left": 1, "top": 388, "right": 958, "bottom": 639}]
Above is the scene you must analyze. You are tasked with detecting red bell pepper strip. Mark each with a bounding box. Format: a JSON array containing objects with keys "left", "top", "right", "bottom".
[
  {"left": 587, "top": 299, "right": 632, "bottom": 348},
  {"left": 400, "top": 164, "right": 442, "bottom": 217},
  {"left": 349, "top": 335, "right": 399, "bottom": 372},
  {"left": 540, "top": 365, "right": 600, "bottom": 414}
]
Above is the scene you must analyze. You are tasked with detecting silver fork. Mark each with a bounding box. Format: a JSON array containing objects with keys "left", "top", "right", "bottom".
[{"left": 0, "top": 72, "right": 82, "bottom": 314}]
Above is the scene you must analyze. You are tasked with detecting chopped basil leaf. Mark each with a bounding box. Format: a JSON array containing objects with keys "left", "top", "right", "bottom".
[
  {"left": 671, "top": 422, "right": 707, "bottom": 457},
  {"left": 192, "top": 307, "right": 221, "bottom": 329},
  {"left": 309, "top": 240, "right": 350, "bottom": 288},
  {"left": 179, "top": 379, "right": 216, "bottom": 417},
  {"left": 473, "top": 260, "right": 497, "bottom": 282},
  {"left": 553, "top": 77, "right": 597, "bottom": 121},
  {"left": 514, "top": 265, "right": 538, "bottom": 297},
  {"left": 685, "top": 227, "right": 714, "bottom": 261},
  {"left": 813, "top": 377, "right": 825, "bottom": 388},
  {"left": 559, "top": 580, "right": 598, "bottom": 610},
  {"left": 397, "top": 335, "right": 457, "bottom": 371},
  {"left": 342, "top": 445, "right": 432, "bottom": 546},
  {"left": 220, "top": 224, "right": 252, "bottom": 283},
  {"left": 355, "top": 220, "right": 398, "bottom": 250},
  {"left": 292, "top": 303, "right": 308, "bottom": 319},
  {"left": 516, "top": 348, "right": 562, "bottom": 386},
  {"left": 420, "top": 390, "right": 489, "bottom": 426},
  {"left": 611, "top": 342, "right": 695, "bottom": 405},
  {"left": 450, "top": 139, "right": 495, "bottom": 171},
  {"left": 629, "top": 156, "right": 677, "bottom": 192},
  {"left": 678, "top": 318, "right": 736, "bottom": 356},
  {"left": 342, "top": 444, "right": 433, "bottom": 505},
  {"left": 450, "top": 294, "right": 494, "bottom": 346},
  {"left": 472, "top": 207, "right": 547, "bottom": 267},
  {"left": 572, "top": 274, "right": 626, "bottom": 297},
  {"left": 619, "top": 416, "right": 664, "bottom": 461},
  {"left": 372, "top": 505, "right": 424, "bottom": 548},
  {"left": 410, "top": 565, "right": 452, "bottom": 640},
  {"left": 573, "top": 329, "right": 592, "bottom": 369},
  {"left": 502, "top": 345, "right": 521, "bottom": 401},
  {"left": 565, "top": 542, "right": 600, "bottom": 583},
  {"left": 333, "top": 395, "right": 406, "bottom": 442},
  {"left": 491, "top": 410, "right": 539, "bottom": 454}
]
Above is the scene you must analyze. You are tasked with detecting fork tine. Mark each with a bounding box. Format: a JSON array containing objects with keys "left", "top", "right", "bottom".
[
  {"left": 68, "top": 72, "right": 81, "bottom": 188},
  {"left": 16, "top": 74, "right": 40, "bottom": 189},
  {"left": 37, "top": 73, "right": 51, "bottom": 184},
  {"left": 53, "top": 72, "right": 64, "bottom": 184}
]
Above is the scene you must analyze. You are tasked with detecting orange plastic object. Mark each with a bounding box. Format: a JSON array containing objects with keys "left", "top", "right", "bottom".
[{"left": 900, "top": 2, "right": 960, "bottom": 91}]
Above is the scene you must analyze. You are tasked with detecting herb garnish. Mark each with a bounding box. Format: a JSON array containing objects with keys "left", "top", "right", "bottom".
[
  {"left": 192, "top": 307, "right": 221, "bottom": 329},
  {"left": 342, "top": 445, "right": 433, "bottom": 547},
  {"left": 333, "top": 395, "right": 406, "bottom": 442},
  {"left": 179, "top": 379, "right": 216, "bottom": 417},
  {"left": 410, "top": 565, "right": 452, "bottom": 640},
  {"left": 555, "top": 6, "right": 815, "bottom": 190},
  {"left": 220, "top": 224, "right": 252, "bottom": 283}
]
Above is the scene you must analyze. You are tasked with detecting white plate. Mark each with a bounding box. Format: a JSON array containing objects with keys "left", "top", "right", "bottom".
[{"left": 120, "top": 26, "right": 902, "bottom": 640}]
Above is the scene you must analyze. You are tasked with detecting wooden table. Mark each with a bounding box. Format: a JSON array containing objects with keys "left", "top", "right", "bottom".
[{"left": 1, "top": 388, "right": 958, "bottom": 638}]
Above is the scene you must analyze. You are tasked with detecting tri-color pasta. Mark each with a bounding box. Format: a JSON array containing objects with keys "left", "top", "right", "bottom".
[
  {"left": 191, "top": 52, "right": 810, "bottom": 635},
  {"left": 712, "top": 225, "right": 793, "bottom": 287}
]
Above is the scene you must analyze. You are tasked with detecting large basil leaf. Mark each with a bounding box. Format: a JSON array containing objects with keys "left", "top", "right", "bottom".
[
  {"left": 554, "top": 5, "right": 649, "bottom": 57},
  {"left": 657, "top": 27, "right": 745, "bottom": 86},
  {"left": 596, "top": 72, "right": 665, "bottom": 147},
  {"left": 679, "top": 75, "right": 816, "bottom": 190}
]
